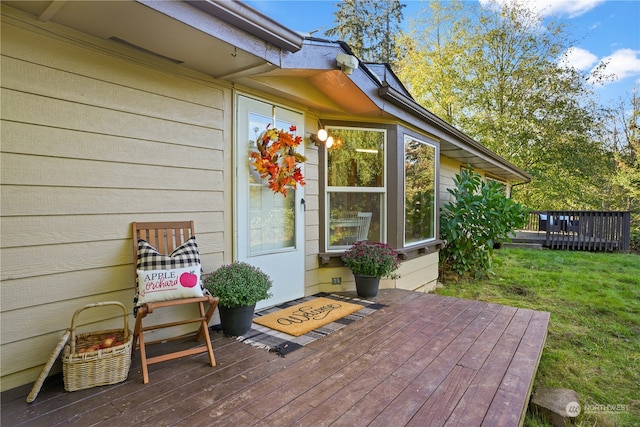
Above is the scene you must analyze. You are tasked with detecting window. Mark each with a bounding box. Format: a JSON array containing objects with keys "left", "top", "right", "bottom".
[
  {"left": 404, "top": 135, "right": 436, "bottom": 245},
  {"left": 325, "top": 127, "right": 386, "bottom": 250}
]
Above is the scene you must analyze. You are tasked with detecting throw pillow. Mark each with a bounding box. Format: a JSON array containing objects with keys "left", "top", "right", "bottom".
[{"left": 136, "top": 236, "right": 204, "bottom": 305}]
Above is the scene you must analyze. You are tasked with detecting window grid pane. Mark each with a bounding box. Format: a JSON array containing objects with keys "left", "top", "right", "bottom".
[{"left": 326, "top": 127, "right": 386, "bottom": 250}]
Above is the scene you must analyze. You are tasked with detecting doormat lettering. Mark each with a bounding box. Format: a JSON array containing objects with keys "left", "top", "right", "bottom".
[{"left": 252, "top": 296, "right": 363, "bottom": 336}]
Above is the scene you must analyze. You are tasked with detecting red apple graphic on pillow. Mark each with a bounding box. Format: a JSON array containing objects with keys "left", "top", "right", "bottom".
[{"left": 180, "top": 271, "right": 198, "bottom": 288}]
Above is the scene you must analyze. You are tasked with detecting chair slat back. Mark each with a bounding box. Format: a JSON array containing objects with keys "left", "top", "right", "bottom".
[
  {"left": 356, "top": 212, "right": 372, "bottom": 241},
  {"left": 131, "top": 221, "right": 195, "bottom": 267}
]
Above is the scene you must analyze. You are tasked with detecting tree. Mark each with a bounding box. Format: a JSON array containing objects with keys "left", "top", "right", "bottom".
[
  {"left": 396, "top": 0, "right": 471, "bottom": 123},
  {"left": 601, "top": 87, "right": 640, "bottom": 212},
  {"left": 396, "top": 0, "right": 612, "bottom": 210},
  {"left": 326, "top": 0, "right": 405, "bottom": 65}
]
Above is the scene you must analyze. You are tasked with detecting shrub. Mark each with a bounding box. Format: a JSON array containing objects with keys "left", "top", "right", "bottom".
[
  {"left": 203, "top": 262, "right": 272, "bottom": 307},
  {"left": 439, "top": 166, "right": 528, "bottom": 280}
]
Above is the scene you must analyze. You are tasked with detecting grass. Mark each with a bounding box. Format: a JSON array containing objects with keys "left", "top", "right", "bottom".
[{"left": 434, "top": 248, "right": 640, "bottom": 427}]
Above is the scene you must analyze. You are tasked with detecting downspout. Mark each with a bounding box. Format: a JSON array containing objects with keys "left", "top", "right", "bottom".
[{"left": 509, "top": 179, "right": 529, "bottom": 199}]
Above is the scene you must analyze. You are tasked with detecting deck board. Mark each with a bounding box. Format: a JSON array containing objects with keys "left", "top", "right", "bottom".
[{"left": 2, "top": 290, "right": 549, "bottom": 427}]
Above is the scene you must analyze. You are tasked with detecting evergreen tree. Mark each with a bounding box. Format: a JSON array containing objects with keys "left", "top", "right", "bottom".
[{"left": 326, "top": 0, "right": 405, "bottom": 65}]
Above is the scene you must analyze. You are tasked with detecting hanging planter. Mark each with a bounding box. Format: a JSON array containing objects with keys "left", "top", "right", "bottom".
[{"left": 249, "top": 124, "right": 307, "bottom": 197}]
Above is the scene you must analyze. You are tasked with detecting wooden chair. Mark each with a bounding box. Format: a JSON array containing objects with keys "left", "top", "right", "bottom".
[
  {"left": 131, "top": 221, "right": 218, "bottom": 384},
  {"left": 355, "top": 212, "right": 372, "bottom": 242}
]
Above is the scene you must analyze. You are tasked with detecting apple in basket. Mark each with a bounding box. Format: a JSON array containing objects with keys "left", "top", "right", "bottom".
[
  {"left": 100, "top": 335, "right": 117, "bottom": 349},
  {"left": 88, "top": 344, "right": 101, "bottom": 352}
]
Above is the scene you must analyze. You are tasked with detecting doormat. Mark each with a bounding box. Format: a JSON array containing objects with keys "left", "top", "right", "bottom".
[
  {"left": 252, "top": 296, "right": 364, "bottom": 336},
  {"left": 220, "top": 293, "right": 385, "bottom": 357}
]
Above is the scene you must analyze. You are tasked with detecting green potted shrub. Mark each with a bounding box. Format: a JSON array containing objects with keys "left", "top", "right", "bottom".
[
  {"left": 341, "top": 240, "right": 400, "bottom": 298},
  {"left": 203, "top": 262, "right": 272, "bottom": 336}
]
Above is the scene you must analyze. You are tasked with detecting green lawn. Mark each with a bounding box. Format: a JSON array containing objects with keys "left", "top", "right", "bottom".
[{"left": 434, "top": 248, "right": 640, "bottom": 427}]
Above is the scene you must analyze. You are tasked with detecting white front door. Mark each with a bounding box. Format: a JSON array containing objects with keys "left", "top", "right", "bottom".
[{"left": 235, "top": 95, "right": 305, "bottom": 309}]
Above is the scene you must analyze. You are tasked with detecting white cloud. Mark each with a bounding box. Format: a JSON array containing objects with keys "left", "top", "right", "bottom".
[
  {"left": 479, "top": 0, "right": 605, "bottom": 18},
  {"left": 560, "top": 46, "right": 599, "bottom": 71},
  {"left": 594, "top": 48, "right": 640, "bottom": 83},
  {"left": 588, "top": 21, "right": 601, "bottom": 30}
]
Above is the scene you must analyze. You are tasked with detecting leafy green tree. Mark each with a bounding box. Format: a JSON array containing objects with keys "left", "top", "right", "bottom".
[
  {"left": 440, "top": 167, "right": 528, "bottom": 280},
  {"left": 396, "top": 0, "right": 471, "bottom": 123},
  {"left": 396, "top": 0, "right": 611, "bottom": 210},
  {"left": 602, "top": 87, "right": 640, "bottom": 211},
  {"left": 326, "top": 0, "right": 405, "bottom": 65},
  {"left": 600, "top": 87, "right": 640, "bottom": 250}
]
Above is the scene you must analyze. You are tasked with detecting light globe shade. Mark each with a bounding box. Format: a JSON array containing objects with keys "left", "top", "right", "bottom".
[
  {"left": 326, "top": 136, "right": 334, "bottom": 148},
  {"left": 317, "top": 128, "right": 328, "bottom": 142}
]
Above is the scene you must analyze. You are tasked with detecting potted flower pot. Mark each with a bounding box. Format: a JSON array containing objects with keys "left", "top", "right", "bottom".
[
  {"left": 342, "top": 240, "right": 400, "bottom": 298},
  {"left": 203, "top": 262, "right": 272, "bottom": 336},
  {"left": 354, "top": 275, "right": 381, "bottom": 298}
]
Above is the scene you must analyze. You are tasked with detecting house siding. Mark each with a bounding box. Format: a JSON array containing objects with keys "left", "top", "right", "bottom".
[{"left": 0, "top": 11, "right": 233, "bottom": 390}]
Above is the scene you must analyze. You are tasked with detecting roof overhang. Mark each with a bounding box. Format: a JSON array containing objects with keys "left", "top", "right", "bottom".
[
  {"left": 379, "top": 86, "right": 532, "bottom": 182},
  {"left": 2, "top": 0, "right": 304, "bottom": 79},
  {"left": 3, "top": 0, "right": 530, "bottom": 183}
]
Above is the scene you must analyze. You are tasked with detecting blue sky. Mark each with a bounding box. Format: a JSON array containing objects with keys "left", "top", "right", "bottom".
[{"left": 245, "top": 0, "right": 640, "bottom": 107}]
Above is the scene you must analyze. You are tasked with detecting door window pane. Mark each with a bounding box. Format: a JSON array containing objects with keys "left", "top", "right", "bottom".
[{"left": 247, "top": 111, "right": 298, "bottom": 255}]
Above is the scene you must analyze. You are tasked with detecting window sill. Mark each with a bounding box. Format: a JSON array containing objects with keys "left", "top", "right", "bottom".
[{"left": 318, "top": 240, "right": 444, "bottom": 266}]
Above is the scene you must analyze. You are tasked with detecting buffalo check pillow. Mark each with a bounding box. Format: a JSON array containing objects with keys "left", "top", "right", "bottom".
[{"left": 136, "top": 236, "right": 204, "bottom": 306}]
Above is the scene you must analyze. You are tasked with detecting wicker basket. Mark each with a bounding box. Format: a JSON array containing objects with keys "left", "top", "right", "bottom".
[{"left": 62, "top": 301, "right": 133, "bottom": 392}]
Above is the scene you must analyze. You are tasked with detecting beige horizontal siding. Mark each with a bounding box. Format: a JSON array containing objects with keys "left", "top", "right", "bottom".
[
  {"left": 1, "top": 13, "right": 225, "bottom": 109},
  {"left": 439, "top": 156, "right": 462, "bottom": 206},
  {"left": 2, "top": 89, "right": 220, "bottom": 149},
  {"left": 1, "top": 9, "right": 232, "bottom": 390},
  {"left": 1, "top": 121, "right": 223, "bottom": 170},
  {"left": 395, "top": 253, "right": 439, "bottom": 292},
  {"left": 0, "top": 212, "right": 224, "bottom": 248}
]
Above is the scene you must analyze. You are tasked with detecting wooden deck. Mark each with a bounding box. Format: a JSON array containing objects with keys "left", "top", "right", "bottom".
[
  {"left": 2, "top": 290, "right": 550, "bottom": 427},
  {"left": 511, "top": 230, "right": 620, "bottom": 251},
  {"left": 517, "top": 210, "right": 631, "bottom": 252}
]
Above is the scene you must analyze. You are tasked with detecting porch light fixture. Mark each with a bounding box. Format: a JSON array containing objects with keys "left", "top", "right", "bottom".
[{"left": 310, "top": 128, "right": 334, "bottom": 148}]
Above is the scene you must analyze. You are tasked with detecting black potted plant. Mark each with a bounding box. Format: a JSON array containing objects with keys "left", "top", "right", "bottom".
[
  {"left": 341, "top": 240, "right": 400, "bottom": 298},
  {"left": 203, "top": 262, "right": 272, "bottom": 336}
]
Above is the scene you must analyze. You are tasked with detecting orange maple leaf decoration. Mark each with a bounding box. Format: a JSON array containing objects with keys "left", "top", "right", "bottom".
[{"left": 250, "top": 125, "right": 307, "bottom": 196}]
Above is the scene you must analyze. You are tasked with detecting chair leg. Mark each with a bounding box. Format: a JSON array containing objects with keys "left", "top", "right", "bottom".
[
  {"left": 132, "top": 299, "right": 217, "bottom": 384},
  {"left": 197, "top": 302, "right": 216, "bottom": 367},
  {"left": 138, "top": 330, "right": 150, "bottom": 384},
  {"left": 195, "top": 297, "right": 218, "bottom": 341},
  {"left": 133, "top": 308, "right": 150, "bottom": 384}
]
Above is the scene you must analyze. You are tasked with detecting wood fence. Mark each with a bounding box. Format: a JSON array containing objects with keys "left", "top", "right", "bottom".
[{"left": 521, "top": 210, "right": 631, "bottom": 252}]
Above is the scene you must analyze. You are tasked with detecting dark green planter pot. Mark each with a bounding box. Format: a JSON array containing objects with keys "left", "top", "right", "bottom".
[
  {"left": 218, "top": 304, "right": 256, "bottom": 336},
  {"left": 354, "top": 275, "right": 381, "bottom": 298}
]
